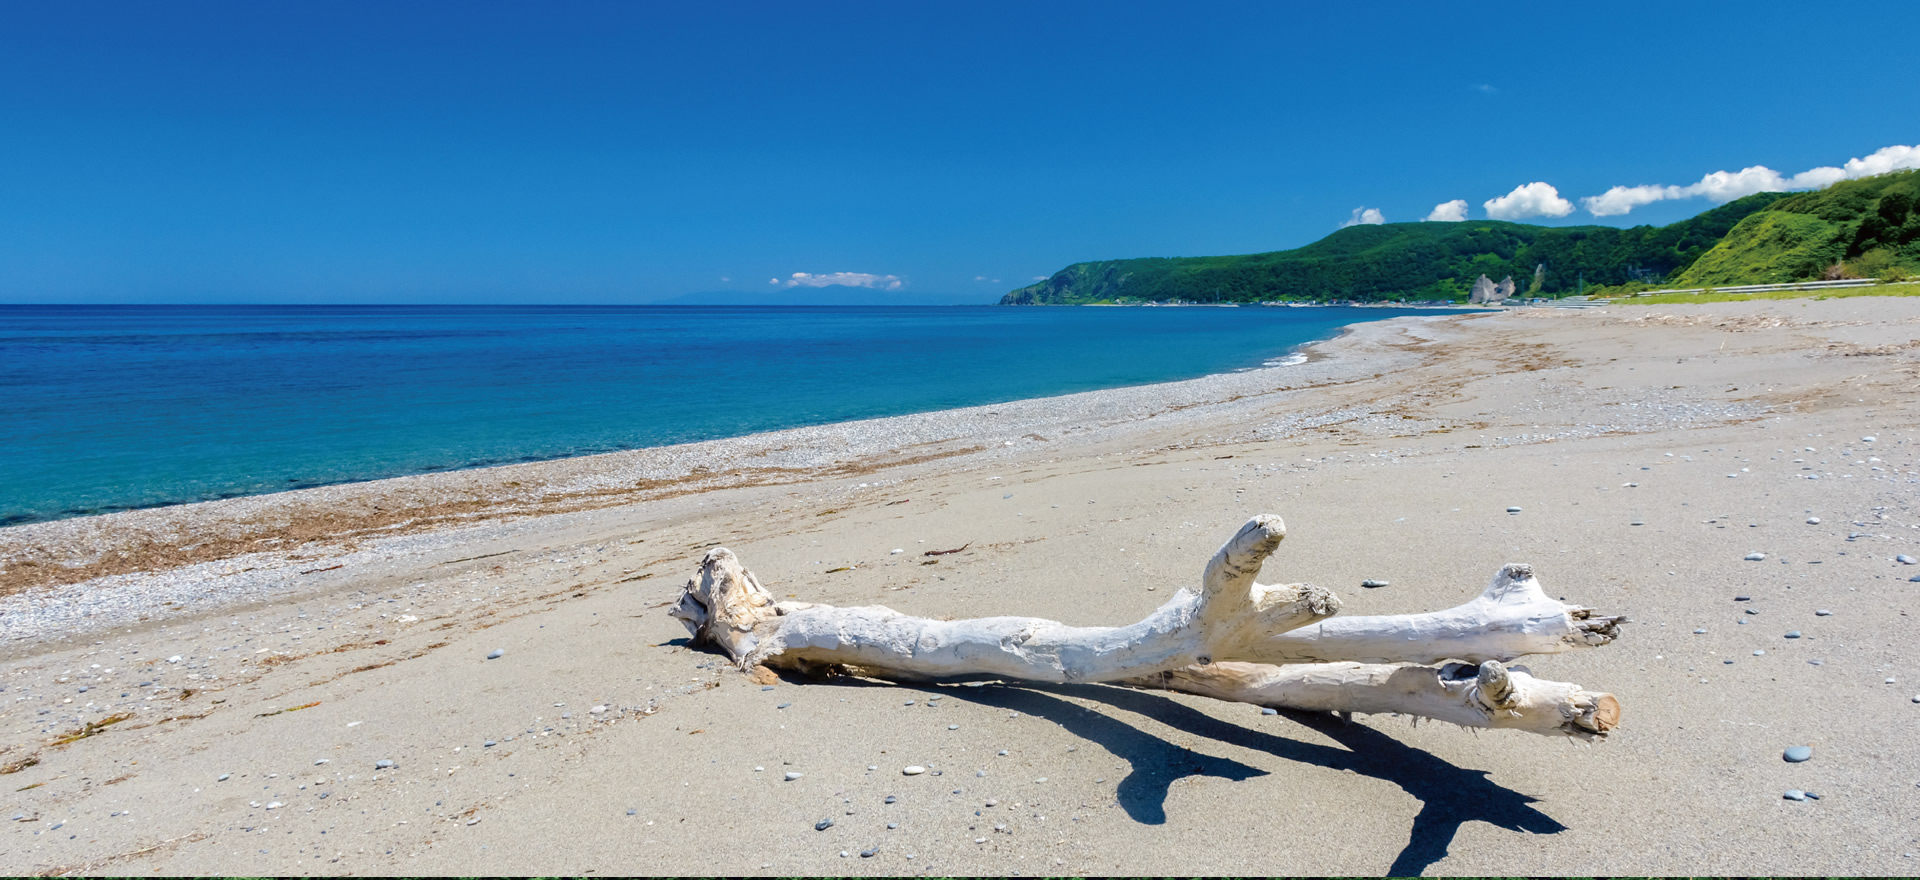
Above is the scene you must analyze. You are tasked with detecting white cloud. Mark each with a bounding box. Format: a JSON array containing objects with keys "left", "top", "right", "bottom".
[
  {"left": 782, "top": 271, "right": 904, "bottom": 291},
  {"left": 1032, "top": 275, "right": 1049, "bottom": 281},
  {"left": 1484, "top": 182, "right": 1574, "bottom": 220},
  {"left": 720, "top": 276, "right": 731, "bottom": 282},
  {"left": 1339, "top": 207, "right": 1386, "bottom": 228},
  {"left": 1580, "top": 144, "right": 1920, "bottom": 216},
  {"left": 1424, "top": 199, "right": 1469, "bottom": 222},
  {"left": 1474, "top": 83, "right": 1497, "bottom": 94},
  {"left": 974, "top": 275, "right": 987, "bottom": 281}
]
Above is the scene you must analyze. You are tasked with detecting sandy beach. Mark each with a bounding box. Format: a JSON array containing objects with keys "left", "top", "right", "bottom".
[{"left": 3, "top": 296, "right": 1918, "bottom": 875}]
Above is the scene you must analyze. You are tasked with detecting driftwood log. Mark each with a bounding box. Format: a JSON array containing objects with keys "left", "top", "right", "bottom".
[{"left": 671, "top": 515, "right": 1623, "bottom": 739}]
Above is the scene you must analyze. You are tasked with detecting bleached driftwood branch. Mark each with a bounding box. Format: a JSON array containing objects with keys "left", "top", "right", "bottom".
[{"left": 670, "top": 515, "right": 1624, "bottom": 738}]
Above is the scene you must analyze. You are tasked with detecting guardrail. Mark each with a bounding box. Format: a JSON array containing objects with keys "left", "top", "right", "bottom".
[{"left": 1630, "top": 278, "right": 1878, "bottom": 297}]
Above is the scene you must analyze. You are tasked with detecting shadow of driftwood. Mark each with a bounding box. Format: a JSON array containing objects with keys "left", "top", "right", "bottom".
[{"left": 913, "top": 681, "right": 1565, "bottom": 876}]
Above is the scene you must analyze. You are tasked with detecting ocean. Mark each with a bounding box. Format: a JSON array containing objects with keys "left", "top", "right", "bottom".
[{"left": 0, "top": 304, "right": 1454, "bottom": 525}]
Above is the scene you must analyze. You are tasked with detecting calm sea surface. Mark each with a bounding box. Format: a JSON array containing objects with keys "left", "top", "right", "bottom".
[{"left": 0, "top": 304, "right": 1453, "bottom": 525}]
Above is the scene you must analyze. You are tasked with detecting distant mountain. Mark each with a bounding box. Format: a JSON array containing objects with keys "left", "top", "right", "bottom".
[
  {"left": 1001, "top": 192, "right": 1789, "bottom": 304},
  {"left": 653, "top": 289, "right": 997, "bottom": 306},
  {"left": 1674, "top": 170, "right": 1920, "bottom": 285}
]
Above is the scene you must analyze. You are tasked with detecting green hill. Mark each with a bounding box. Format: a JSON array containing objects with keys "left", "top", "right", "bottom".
[
  {"left": 1002, "top": 174, "right": 1920, "bottom": 304},
  {"left": 1673, "top": 170, "right": 1920, "bottom": 285}
]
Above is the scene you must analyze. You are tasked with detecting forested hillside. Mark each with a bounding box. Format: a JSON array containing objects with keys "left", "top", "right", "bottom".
[
  {"left": 999, "top": 183, "right": 1909, "bottom": 304},
  {"left": 1674, "top": 170, "right": 1920, "bottom": 285}
]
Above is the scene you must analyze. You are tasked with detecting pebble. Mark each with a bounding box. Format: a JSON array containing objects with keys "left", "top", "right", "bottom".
[
  {"left": 167, "top": 655, "right": 182, "bottom": 664},
  {"left": 890, "top": 549, "right": 903, "bottom": 554},
  {"left": 1694, "top": 628, "right": 1707, "bottom": 634},
  {"left": 884, "top": 795, "right": 897, "bottom": 804},
  {"left": 590, "top": 705, "right": 607, "bottom": 715},
  {"left": 1784, "top": 746, "right": 1813, "bottom": 762},
  {"left": 903, "top": 765, "right": 927, "bottom": 775},
  {"left": 1744, "top": 553, "right": 1766, "bottom": 561},
  {"left": 1506, "top": 506, "right": 1522, "bottom": 513},
  {"left": 1807, "top": 517, "right": 1821, "bottom": 524},
  {"left": 314, "top": 758, "right": 329, "bottom": 765},
  {"left": 814, "top": 818, "right": 834, "bottom": 831},
  {"left": 785, "top": 771, "right": 804, "bottom": 781},
  {"left": 997, "top": 750, "right": 1008, "bottom": 756},
  {"left": 948, "top": 724, "right": 959, "bottom": 730},
  {"left": 1898, "top": 555, "right": 1917, "bottom": 565},
  {"left": 1815, "top": 609, "right": 1832, "bottom": 616},
  {"left": 1912, "top": 695, "right": 1919, "bottom": 703},
  {"left": 484, "top": 740, "right": 496, "bottom": 748},
  {"left": 1630, "top": 521, "right": 1644, "bottom": 526},
  {"left": 265, "top": 801, "right": 283, "bottom": 809},
  {"left": 1886, "top": 677, "right": 1897, "bottom": 685},
  {"left": 486, "top": 649, "right": 504, "bottom": 660},
  {"left": 1783, "top": 789, "right": 1807, "bottom": 801},
  {"left": 868, "top": 765, "right": 878, "bottom": 770},
  {"left": 985, "top": 799, "right": 998, "bottom": 807},
  {"left": 1753, "top": 650, "right": 1766, "bottom": 656},
  {"left": 217, "top": 774, "right": 230, "bottom": 782},
  {"left": 375, "top": 759, "right": 396, "bottom": 770},
  {"left": 861, "top": 847, "right": 878, "bottom": 858},
  {"left": 976, "top": 770, "right": 986, "bottom": 777},
  {"left": 1360, "top": 579, "right": 1389, "bottom": 588},
  {"left": 887, "top": 822, "right": 898, "bottom": 829},
  {"left": 626, "top": 808, "right": 637, "bottom": 816},
  {"left": 761, "top": 685, "right": 775, "bottom": 691},
  {"left": 1261, "top": 707, "right": 1278, "bottom": 715},
  {"left": 777, "top": 703, "right": 792, "bottom": 710},
  {"left": 1785, "top": 631, "right": 1802, "bottom": 639},
  {"left": 1735, "top": 595, "right": 1751, "bottom": 601}
]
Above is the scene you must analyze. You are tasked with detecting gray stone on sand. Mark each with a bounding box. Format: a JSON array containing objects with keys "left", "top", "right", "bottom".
[
  {"left": 375, "top": 759, "right": 395, "bottom": 770},
  {"left": 903, "top": 765, "right": 927, "bottom": 775},
  {"left": 1744, "top": 552, "right": 1766, "bottom": 561},
  {"left": 486, "top": 649, "right": 504, "bottom": 660},
  {"left": 815, "top": 817, "right": 834, "bottom": 831},
  {"left": 1360, "top": 579, "right": 1389, "bottom": 588},
  {"left": 785, "top": 771, "right": 803, "bottom": 781},
  {"left": 1506, "top": 506, "right": 1522, "bottom": 513},
  {"left": 1898, "top": 555, "right": 1917, "bottom": 565},
  {"left": 1262, "top": 707, "right": 1278, "bottom": 715},
  {"left": 1783, "top": 789, "right": 1806, "bottom": 801},
  {"left": 1785, "top": 631, "right": 1802, "bottom": 639},
  {"left": 1784, "top": 745, "right": 1813, "bottom": 762},
  {"left": 1815, "top": 609, "right": 1832, "bottom": 616}
]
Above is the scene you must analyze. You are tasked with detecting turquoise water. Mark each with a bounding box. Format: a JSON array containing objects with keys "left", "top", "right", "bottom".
[{"left": 0, "top": 304, "right": 1451, "bottom": 525}]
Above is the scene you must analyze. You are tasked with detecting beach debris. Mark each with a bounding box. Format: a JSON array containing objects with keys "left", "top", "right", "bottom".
[
  {"left": 486, "top": 649, "right": 504, "bottom": 660},
  {"left": 1784, "top": 746, "right": 1813, "bottom": 762},
  {"left": 1360, "top": 579, "right": 1390, "bottom": 588},
  {"left": 668, "top": 515, "right": 1626, "bottom": 739},
  {"left": 1506, "top": 506, "right": 1522, "bottom": 514},
  {"left": 890, "top": 549, "right": 903, "bottom": 555},
  {"left": 924, "top": 543, "right": 971, "bottom": 556},
  {"left": 1744, "top": 553, "right": 1766, "bottom": 561}
]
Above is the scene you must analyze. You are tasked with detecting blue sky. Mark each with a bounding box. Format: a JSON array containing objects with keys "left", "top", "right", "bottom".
[{"left": 3, "top": 1, "right": 1916, "bottom": 303}]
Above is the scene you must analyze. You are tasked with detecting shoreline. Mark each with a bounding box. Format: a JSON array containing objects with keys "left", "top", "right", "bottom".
[
  {"left": 2, "top": 296, "right": 1918, "bottom": 875},
  {"left": 3, "top": 306, "right": 1473, "bottom": 529},
  {"left": 0, "top": 312, "right": 1436, "bottom": 607}
]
